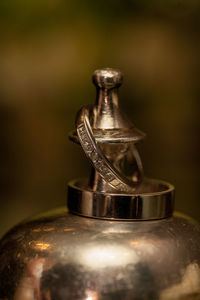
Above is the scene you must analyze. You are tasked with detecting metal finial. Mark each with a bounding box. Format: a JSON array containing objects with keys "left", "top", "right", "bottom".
[{"left": 92, "top": 68, "right": 123, "bottom": 89}]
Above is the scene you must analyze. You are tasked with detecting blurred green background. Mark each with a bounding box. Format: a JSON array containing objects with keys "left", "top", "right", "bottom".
[{"left": 0, "top": 0, "right": 200, "bottom": 237}]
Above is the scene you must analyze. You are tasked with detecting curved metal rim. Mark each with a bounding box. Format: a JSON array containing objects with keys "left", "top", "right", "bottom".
[
  {"left": 69, "top": 129, "right": 145, "bottom": 144},
  {"left": 67, "top": 178, "right": 175, "bottom": 221}
]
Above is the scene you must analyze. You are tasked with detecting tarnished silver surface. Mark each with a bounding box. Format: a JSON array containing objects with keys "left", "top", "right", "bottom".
[
  {"left": 0, "top": 208, "right": 200, "bottom": 300},
  {"left": 68, "top": 177, "right": 174, "bottom": 220}
]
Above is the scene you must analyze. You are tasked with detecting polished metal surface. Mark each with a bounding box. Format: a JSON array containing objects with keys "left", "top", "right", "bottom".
[
  {"left": 68, "top": 178, "right": 174, "bottom": 220},
  {"left": 0, "top": 208, "right": 200, "bottom": 300}
]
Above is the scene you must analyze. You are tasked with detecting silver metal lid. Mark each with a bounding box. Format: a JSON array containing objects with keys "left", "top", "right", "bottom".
[{"left": 68, "top": 68, "right": 174, "bottom": 220}]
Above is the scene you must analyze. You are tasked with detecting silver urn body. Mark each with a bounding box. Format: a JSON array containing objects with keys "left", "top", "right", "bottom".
[{"left": 0, "top": 209, "right": 200, "bottom": 299}]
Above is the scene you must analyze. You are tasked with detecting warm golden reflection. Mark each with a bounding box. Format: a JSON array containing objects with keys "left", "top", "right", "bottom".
[
  {"left": 29, "top": 241, "right": 52, "bottom": 251},
  {"left": 85, "top": 290, "right": 98, "bottom": 300},
  {"left": 43, "top": 227, "right": 55, "bottom": 232},
  {"left": 32, "top": 228, "right": 41, "bottom": 233},
  {"left": 129, "top": 241, "right": 139, "bottom": 246},
  {"left": 32, "top": 227, "right": 55, "bottom": 232},
  {"left": 63, "top": 228, "right": 75, "bottom": 232}
]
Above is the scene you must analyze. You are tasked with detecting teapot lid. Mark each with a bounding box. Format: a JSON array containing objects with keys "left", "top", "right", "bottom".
[{"left": 68, "top": 68, "right": 174, "bottom": 220}]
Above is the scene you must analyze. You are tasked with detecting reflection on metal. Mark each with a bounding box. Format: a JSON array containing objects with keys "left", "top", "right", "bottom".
[
  {"left": 85, "top": 290, "right": 98, "bottom": 300},
  {"left": 32, "top": 227, "right": 55, "bottom": 233},
  {"left": 13, "top": 258, "right": 46, "bottom": 300},
  {"left": 63, "top": 228, "right": 75, "bottom": 232},
  {"left": 68, "top": 177, "right": 174, "bottom": 220},
  {"left": 160, "top": 263, "right": 200, "bottom": 299},
  {"left": 80, "top": 245, "right": 136, "bottom": 269},
  {"left": 0, "top": 212, "right": 200, "bottom": 299},
  {"left": 29, "top": 241, "right": 52, "bottom": 251}
]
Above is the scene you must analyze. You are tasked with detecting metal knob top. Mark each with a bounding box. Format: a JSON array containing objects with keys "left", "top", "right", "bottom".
[
  {"left": 70, "top": 68, "right": 145, "bottom": 144},
  {"left": 92, "top": 68, "right": 123, "bottom": 89}
]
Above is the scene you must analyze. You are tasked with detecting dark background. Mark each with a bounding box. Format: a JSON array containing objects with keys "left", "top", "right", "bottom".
[{"left": 0, "top": 0, "right": 200, "bottom": 237}]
